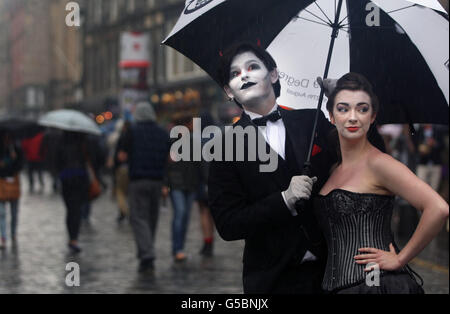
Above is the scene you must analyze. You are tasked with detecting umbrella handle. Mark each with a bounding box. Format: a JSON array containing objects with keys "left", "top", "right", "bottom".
[{"left": 294, "top": 161, "right": 312, "bottom": 214}]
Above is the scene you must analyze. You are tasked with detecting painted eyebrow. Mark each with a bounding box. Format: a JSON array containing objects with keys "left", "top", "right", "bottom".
[
  {"left": 229, "top": 59, "right": 261, "bottom": 71},
  {"left": 336, "top": 102, "right": 370, "bottom": 106}
]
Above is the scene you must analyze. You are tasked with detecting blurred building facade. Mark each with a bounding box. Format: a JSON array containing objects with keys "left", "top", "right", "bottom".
[
  {"left": 82, "top": 0, "right": 230, "bottom": 124},
  {"left": 0, "top": 0, "right": 84, "bottom": 118}
]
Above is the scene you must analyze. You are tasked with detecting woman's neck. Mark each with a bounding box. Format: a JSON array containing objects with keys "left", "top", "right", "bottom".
[{"left": 339, "top": 136, "right": 371, "bottom": 167}]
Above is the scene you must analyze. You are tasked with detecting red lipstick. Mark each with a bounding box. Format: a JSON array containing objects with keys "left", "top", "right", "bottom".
[{"left": 347, "top": 127, "right": 360, "bottom": 132}]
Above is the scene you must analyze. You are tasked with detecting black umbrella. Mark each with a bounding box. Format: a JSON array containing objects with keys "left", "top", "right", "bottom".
[{"left": 0, "top": 116, "right": 44, "bottom": 139}]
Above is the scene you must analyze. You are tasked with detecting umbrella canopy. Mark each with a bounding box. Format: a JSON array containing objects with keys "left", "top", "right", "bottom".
[
  {"left": 0, "top": 116, "right": 44, "bottom": 139},
  {"left": 38, "top": 109, "right": 102, "bottom": 136},
  {"left": 163, "top": 0, "right": 449, "bottom": 125}
]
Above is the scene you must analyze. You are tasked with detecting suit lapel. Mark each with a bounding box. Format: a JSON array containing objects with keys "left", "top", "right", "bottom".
[
  {"left": 235, "top": 112, "right": 251, "bottom": 154},
  {"left": 279, "top": 108, "right": 309, "bottom": 172}
]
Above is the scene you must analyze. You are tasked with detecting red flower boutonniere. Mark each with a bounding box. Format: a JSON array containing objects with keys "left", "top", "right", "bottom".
[{"left": 311, "top": 144, "right": 322, "bottom": 157}]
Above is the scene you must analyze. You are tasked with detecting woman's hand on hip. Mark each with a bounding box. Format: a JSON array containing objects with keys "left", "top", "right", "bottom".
[{"left": 354, "top": 243, "right": 404, "bottom": 271}]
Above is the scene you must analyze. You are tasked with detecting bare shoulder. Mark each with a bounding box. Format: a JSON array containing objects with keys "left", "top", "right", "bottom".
[
  {"left": 367, "top": 146, "right": 410, "bottom": 180},
  {"left": 368, "top": 146, "right": 396, "bottom": 167}
]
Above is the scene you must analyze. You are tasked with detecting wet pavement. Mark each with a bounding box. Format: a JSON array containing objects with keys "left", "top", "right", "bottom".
[{"left": 0, "top": 173, "right": 448, "bottom": 294}]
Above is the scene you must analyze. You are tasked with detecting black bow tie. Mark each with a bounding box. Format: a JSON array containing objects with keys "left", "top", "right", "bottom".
[{"left": 252, "top": 109, "right": 281, "bottom": 126}]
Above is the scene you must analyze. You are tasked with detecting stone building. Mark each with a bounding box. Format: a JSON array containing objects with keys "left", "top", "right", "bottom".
[
  {"left": 0, "top": 0, "right": 84, "bottom": 117},
  {"left": 82, "top": 0, "right": 231, "bottom": 124}
]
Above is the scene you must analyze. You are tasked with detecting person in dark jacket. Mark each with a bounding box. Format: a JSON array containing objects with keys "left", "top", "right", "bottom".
[
  {"left": 0, "top": 132, "right": 24, "bottom": 249},
  {"left": 40, "top": 129, "right": 63, "bottom": 193},
  {"left": 164, "top": 116, "right": 201, "bottom": 262},
  {"left": 56, "top": 131, "right": 91, "bottom": 254},
  {"left": 117, "top": 102, "right": 170, "bottom": 273}
]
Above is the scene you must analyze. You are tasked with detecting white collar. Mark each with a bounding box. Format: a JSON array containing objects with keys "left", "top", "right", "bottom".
[{"left": 244, "top": 103, "right": 279, "bottom": 121}]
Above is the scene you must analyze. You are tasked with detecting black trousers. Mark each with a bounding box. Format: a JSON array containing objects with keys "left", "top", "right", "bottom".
[
  {"left": 62, "top": 176, "right": 89, "bottom": 241},
  {"left": 270, "top": 261, "right": 325, "bottom": 294},
  {"left": 27, "top": 161, "right": 44, "bottom": 190}
]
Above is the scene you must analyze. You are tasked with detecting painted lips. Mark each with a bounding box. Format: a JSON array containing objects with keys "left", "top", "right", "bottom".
[
  {"left": 241, "top": 82, "right": 257, "bottom": 90},
  {"left": 346, "top": 127, "right": 360, "bottom": 132}
]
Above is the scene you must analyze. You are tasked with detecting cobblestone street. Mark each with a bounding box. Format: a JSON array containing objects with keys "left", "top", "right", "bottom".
[
  {"left": 0, "top": 174, "right": 448, "bottom": 294},
  {"left": 0, "top": 174, "right": 244, "bottom": 294}
]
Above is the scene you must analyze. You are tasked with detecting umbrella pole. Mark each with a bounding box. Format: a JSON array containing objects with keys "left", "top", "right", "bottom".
[
  {"left": 296, "top": 0, "right": 344, "bottom": 213},
  {"left": 303, "top": 0, "right": 344, "bottom": 173}
]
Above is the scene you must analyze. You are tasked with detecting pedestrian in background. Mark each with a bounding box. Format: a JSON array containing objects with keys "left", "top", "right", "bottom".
[
  {"left": 112, "top": 120, "right": 130, "bottom": 223},
  {"left": 41, "top": 129, "right": 62, "bottom": 193},
  {"left": 164, "top": 115, "right": 201, "bottom": 262},
  {"left": 196, "top": 111, "right": 216, "bottom": 257},
  {"left": 414, "top": 124, "right": 446, "bottom": 191},
  {"left": 81, "top": 134, "right": 108, "bottom": 224},
  {"left": 197, "top": 156, "right": 215, "bottom": 257},
  {"left": 117, "top": 102, "right": 170, "bottom": 273},
  {"left": 56, "top": 131, "right": 91, "bottom": 254},
  {"left": 21, "top": 132, "right": 45, "bottom": 193},
  {"left": 0, "top": 132, "right": 23, "bottom": 249}
]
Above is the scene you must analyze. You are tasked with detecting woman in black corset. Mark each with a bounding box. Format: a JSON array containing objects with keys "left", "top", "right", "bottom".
[{"left": 314, "top": 73, "right": 449, "bottom": 294}]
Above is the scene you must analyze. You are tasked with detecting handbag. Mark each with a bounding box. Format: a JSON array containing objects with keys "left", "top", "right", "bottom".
[
  {"left": 0, "top": 175, "right": 20, "bottom": 201},
  {"left": 86, "top": 162, "right": 101, "bottom": 200}
]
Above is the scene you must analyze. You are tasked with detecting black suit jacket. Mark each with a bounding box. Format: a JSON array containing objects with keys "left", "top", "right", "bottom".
[{"left": 208, "top": 107, "right": 337, "bottom": 294}]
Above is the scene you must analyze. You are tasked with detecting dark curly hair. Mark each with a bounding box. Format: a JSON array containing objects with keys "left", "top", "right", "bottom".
[{"left": 326, "top": 72, "right": 379, "bottom": 115}]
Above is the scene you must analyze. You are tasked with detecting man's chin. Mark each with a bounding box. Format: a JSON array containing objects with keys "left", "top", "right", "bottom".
[{"left": 238, "top": 95, "right": 268, "bottom": 108}]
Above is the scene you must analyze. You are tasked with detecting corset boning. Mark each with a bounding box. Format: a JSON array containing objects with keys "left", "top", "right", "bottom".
[{"left": 314, "top": 189, "right": 406, "bottom": 292}]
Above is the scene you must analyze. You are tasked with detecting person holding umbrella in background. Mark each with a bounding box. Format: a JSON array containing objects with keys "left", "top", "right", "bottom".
[
  {"left": 0, "top": 132, "right": 23, "bottom": 250},
  {"left": 56, "top": 131, "right": 91, "bottom": 254},
  {"left": 39, "top": 109, "right": 102, "bottom": 254}
]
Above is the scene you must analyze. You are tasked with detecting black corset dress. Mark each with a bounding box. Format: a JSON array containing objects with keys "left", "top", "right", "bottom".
[{"left": 314, "top": 189, "right": 423, "bottom": 294}]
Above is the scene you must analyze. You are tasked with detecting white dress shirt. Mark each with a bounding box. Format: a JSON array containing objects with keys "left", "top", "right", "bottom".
[{"left": 244, "top": 104, "right": 285, "bottom": 160}]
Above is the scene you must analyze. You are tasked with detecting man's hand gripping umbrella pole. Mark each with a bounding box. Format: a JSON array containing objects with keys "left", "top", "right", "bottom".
[{"left": 281, "top": 77, "right": 336, "bottom": 214}]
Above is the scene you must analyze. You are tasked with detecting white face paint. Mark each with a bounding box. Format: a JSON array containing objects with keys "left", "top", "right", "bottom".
[{"left": 224, "top": 51, "right": 277, "bottom": 108}]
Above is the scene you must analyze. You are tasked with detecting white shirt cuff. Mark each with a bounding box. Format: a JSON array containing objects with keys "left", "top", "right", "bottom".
[{"left": 281, "top": 191, "right": 298, "bottom": 216}]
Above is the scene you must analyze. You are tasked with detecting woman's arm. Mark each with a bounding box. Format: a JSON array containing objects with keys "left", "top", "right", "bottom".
[{"left": 356, "top": 152, "right": 449, "bottom": 271}]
